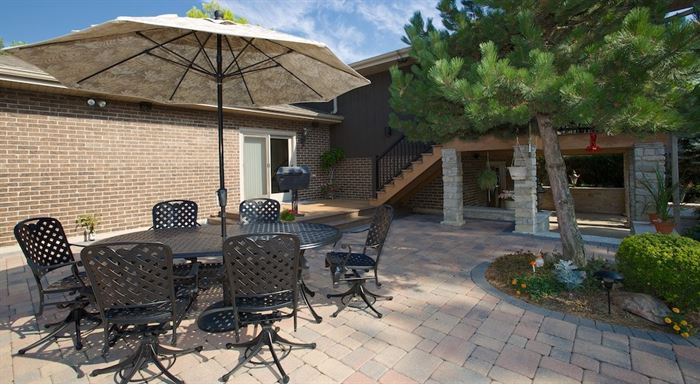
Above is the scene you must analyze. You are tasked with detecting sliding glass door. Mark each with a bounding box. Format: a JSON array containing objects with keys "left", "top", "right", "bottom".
[{"left": 241, "top": 130, "right": 295, "bottom": 202}]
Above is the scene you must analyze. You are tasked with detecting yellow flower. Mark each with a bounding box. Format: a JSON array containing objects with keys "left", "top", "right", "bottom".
[
  {"left": 516, "top": 290, "right": 521, "bottom": 295},
  {"left": 521, "top": 283, "right": 527, "bottom": 289},
  {"left": 673, "top": 324, "right": 681, "bottom": 331},
  {"left": 681, "top": 320, "right": 688, "bottom": 326},
  {"left": 672, "top": 307, "right": 680, "bottom": 314},
  {"left": 681, "top": 332, "right": 689, "bottom": 338},
  {"left": 664, "top": 317, "right": 672, "bottom": 324},
  {"left": 512, "top": 279, "right": 517, "bottom": 285}
]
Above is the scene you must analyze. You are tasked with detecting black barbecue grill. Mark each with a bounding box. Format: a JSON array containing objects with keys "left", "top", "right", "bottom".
[{"left": 276, "top": 166, "right": 310, "bottom": 214}]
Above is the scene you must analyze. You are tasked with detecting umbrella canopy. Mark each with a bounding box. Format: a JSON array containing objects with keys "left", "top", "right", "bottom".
[
  {"left": 5, "top": 13, "right": 369, "bottom": 238},
  {"left": 5, "top": 14, "right": 369, "bottom": 107}
]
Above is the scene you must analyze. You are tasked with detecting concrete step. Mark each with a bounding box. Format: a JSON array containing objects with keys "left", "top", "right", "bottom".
[{"left": 207, "top": 206, "right": 376, "bottom": 230}]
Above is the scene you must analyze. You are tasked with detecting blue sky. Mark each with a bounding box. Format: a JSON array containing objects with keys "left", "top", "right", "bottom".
[{"left": 1, "top": 0, "right": 443, "bottom": 63}]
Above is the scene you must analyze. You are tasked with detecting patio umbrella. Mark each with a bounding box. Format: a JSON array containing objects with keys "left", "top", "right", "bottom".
[{"left": 5, "top": 12, "right": 369, "bottom": 238}]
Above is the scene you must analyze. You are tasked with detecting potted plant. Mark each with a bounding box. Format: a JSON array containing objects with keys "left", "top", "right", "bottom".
[
  {"left": 478, "top": 168, "right": 499, "bottom": 203},
  {"left": 640, "top": 169, "right": 675, "bottom": 234},
  {"left": 498, "top": 190, "right": 515, "bottom": 209},
  {"left": 508, "top": 146, "right": 528, "bottom": 180},
  {"left": 76, "top": 213, "right": 99, "bottom": 241},
  {"left": 280, "top": 209, "right": 296, "bottom": 222},
  {"left": 320, "top": 147, "right": 345, "bottom": 199}
]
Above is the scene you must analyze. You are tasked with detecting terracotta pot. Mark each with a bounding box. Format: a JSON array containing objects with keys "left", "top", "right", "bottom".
[
  {"left": 648, "top": 213, "right": 658, "bottom": 223},
  {"left": 653, "top": 220, "right": 675, "bottom": 234}
]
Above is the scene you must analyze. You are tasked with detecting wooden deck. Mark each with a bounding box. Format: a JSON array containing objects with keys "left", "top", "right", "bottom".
[{"left": 208, "top": 199, "right": 376, "bottom": 229}]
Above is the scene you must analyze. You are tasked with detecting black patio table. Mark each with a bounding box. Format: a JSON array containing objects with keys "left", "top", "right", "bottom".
[{"left": 96, "top": 222, "right": 340, "bottom": 332}]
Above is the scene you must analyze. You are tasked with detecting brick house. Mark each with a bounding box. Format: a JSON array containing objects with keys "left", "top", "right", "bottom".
[
  {"left": 0, "top": 55, "right": 342, "bottom": 247},
  {"left": 0, "top": 48, "right": 676, "bottom": 247}
]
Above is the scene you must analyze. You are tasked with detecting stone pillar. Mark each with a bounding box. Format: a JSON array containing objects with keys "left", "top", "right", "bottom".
[
  {"left": 441, "top": 148, "right": 464, "bottom": 226},
  {"left": 631, "top": 142, "right": 666, "bottom": 221},
  {"left": 513, "top": 145, "right": 538, "bottom": 234}
]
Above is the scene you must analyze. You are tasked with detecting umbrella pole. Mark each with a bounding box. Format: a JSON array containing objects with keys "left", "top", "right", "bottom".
[{"left": 215, "top": 30, "right": 227, "bottom": 239}]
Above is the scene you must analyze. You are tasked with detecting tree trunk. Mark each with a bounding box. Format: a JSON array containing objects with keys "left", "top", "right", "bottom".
[{"left": 536, "top": 113, "right": 587, "bottom": 266}]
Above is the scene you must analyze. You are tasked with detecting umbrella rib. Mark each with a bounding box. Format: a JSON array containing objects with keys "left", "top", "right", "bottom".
[
  {"left": 242, "top": 38, "right": 323, "bottom": 98},
  {"left": 222, "top": 37, "right": 251, "bottom": 75},
  {"left": 224, "top": 35, "right": 254, "bottom": 105},
  {"left": 77, "top": 30, "right": 198, "bottom": 84},
  {"left": 169, "top": 33, "right": 213, "bottom": 101},
  {"left": 193, "top": 32, "right": 217, "bottom": 73},
  {"left": 136, "top": 31, "right": 213, "bottom": 75}
]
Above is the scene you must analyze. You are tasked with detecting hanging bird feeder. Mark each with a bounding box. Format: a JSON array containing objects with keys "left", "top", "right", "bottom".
[{"left": 586, "top": 131, "right": 601, "bottom": 152}]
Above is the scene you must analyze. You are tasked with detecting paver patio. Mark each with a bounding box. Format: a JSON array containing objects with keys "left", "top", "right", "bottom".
[{"left": 1, "top": 214, "right": 698, "bottom": 384}]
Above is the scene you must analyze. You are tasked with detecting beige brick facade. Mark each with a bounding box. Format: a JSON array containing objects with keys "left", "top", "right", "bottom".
[{"left": 0, "top": 87, "right": 330, "bottom": 246}]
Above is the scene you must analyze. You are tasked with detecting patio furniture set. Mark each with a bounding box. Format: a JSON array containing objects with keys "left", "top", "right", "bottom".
[{"left": 12, "top": 198, "right": 394, "bottom": 383}]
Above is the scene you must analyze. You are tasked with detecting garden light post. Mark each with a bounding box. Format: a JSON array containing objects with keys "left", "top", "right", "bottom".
[{"left": 593, "top": 270, "right": 624, "bottom": 315}]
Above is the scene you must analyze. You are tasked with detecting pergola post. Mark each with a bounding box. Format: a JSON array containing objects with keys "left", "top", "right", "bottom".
[
  {"left": 513, "top": 145, "right": 542, "bottom": 234},
  {"left": 441, "top": 148, "right": 465, "bottom": 226}
]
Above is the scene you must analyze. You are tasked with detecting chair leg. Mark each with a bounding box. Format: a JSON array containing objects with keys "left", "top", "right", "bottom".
[
  {"left": 358, "top": 285, "right": 383, "bottom": 318},
  {"left": 221, "top": 325, "right": 315, "bottom": 383},
  {"left": 327, "top": 282, "right": 361, "bottom": 318},
  {"left": 18, "top": 320, "right": 71, "bottom": 355},
  {"left": 265, "top": 332, "right": 289, "bottom": 383},
  {"left": 363, "top": 286, "right": 394, "bottom": 301},
  {"left": 91, "top": 331, "right": 201, "bottom": 383},
  {"left": 220, "top": 340, "right": 265, "bottom": 382}
]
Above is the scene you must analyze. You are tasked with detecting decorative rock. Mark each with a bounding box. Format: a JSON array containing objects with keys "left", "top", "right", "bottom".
[{"left": 611, "top": 292, "right": 671, "bottom": 325}]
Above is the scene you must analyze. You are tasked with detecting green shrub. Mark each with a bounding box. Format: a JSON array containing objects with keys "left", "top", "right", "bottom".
[
  {"left": 512, "top": 273, "right": 563, "bottom": 300},
  {"left": 616, "top": 234, "right": 700, "bottom": 310}
]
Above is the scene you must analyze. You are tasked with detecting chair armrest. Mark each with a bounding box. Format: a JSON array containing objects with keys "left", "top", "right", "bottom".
[
  {"left": 69, "top": 243, "right": 87, "bottom": 248},
  {"left": 36, "top": 260, "right": 81, "bottom": 272},
  {"left": 341, "top": 225, "right": 370, "bottom": 234}
]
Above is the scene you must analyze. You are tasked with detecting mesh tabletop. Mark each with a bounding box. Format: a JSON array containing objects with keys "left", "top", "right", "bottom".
[{"left": 95, "top": 222, "right": 340, "bottom": 259}]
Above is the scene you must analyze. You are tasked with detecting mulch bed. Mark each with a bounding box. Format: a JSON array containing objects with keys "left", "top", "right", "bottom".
[{"left": 485, "top": 252, "right": 700, "bottom": 335}]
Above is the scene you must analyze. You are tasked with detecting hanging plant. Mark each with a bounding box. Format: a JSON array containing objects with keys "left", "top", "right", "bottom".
[{"left": 477, "top": 169, "right": 499, "bottom": 191}]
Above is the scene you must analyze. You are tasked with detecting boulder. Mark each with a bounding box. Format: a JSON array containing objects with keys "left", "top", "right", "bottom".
[{"left": 612, "top": 292, "right": 671, "bottom": 325}]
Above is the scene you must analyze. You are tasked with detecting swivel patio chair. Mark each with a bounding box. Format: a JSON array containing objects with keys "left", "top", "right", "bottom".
[
  {"left": 326, "top": 204, "right": 394, "bottom": 318},
  {"left": 151, "top": 200, "right": 206, "bottom": 291},
  {"left": 238, "top": 198, "right": 281, "bottom": 224},
  {"left": 14, "top": 217, "right": 100, "bottom": 354},
  {"left": 219, "top": 234, "right": 316, "bottom": 383},
  {"left": 152, "top": 200, "right": 200, "bottom": 229},
  {"left": 81, "top": 242, "right": 202, "bottom": 384}
]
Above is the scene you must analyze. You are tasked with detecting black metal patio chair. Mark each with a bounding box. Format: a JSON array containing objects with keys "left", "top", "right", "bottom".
[
  {"left": 326, "top": 204, "right": 394, "bottom": 318},
  {"left": 151, "top": 200, "right": 206, "bottom": 291},
  {"left": 14, "top": 217, "right": 100, "bottom": 354},
  {"left": 238, "top": 198, "right": 281, "bottom": 224},
  {"left": 219, "top": 234, "right": 316, "bottom": 383},
  {"left": 81, "top": 242, "right": 202, "bottom": 384}
]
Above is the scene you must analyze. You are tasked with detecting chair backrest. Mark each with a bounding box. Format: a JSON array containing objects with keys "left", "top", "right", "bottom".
[
  {"left": 239, "top": 198, "right": 281, "bottom": 224},
  {"left": 81, "top": 242, "right": 175, "bottom": 319},
  {"left": 222, "top": 234, "right": 299, "bottom": 307},
  {"left": 14, "top": 217, "right": 76, "bottom": 278},
  {"left": 365, "top": 205, "right": 394, "bottom": 264},
  {"left": 152, "top": 200, "right": 199, "bottom": 229}
]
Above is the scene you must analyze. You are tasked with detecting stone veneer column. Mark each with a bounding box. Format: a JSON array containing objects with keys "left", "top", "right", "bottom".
[
  {"left": 513, "top": 145, "right": 538, "bottom": 234},
  {"left": 441, "top": 148, "right": 465, "bottom": 226},
  {"left": 631, "top": 142, "right": 666, "bottom": 221}
]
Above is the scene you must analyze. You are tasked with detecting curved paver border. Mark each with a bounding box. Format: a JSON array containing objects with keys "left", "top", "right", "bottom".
[{"left": 470, "top": 261, "right": 700, "bottom": 347}]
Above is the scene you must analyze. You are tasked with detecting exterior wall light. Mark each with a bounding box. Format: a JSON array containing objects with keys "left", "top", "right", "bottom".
[{"left": 87, "top": 98, "right": 107, "bottom": 108}]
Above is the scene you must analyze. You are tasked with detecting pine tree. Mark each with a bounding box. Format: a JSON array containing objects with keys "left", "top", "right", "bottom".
[{"left": 390, "top": 1, "right": 699, "bottom": 265}]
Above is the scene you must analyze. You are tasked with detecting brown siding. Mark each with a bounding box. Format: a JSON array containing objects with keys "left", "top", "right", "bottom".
[
  {"left": 0, "top": 87, "right": 329, "bottom": 246},
  {"left": 330, "top": 71, "right": 402, "bottom": 157}
]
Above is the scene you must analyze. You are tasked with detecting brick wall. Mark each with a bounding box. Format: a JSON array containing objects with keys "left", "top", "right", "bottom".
[
  {"left": 0, "top": 87, "right": 329, "bottom": 246},
  {"left": 408, "top": 152, "right": 510, "bottom": 210},
  {"left": 539, "top": 187, "right": 627, "bottom": 215},
  {"left": 332, "top": 156, "right": 374, "bottom": 199}
]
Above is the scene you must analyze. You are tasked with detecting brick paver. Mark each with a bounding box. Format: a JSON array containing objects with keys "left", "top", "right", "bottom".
[{"left": 1, "top": 215, "right": 696, "bottom": 383}]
